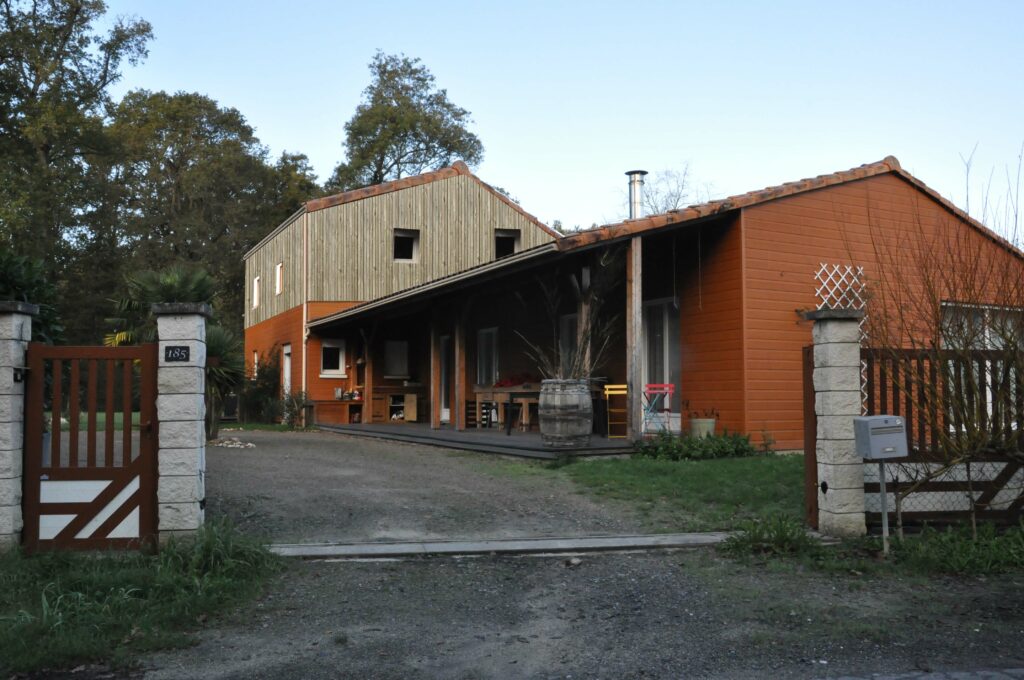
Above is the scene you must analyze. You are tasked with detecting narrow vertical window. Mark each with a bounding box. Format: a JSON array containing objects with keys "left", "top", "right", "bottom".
[
  {"left": 252, "top": 276, "right": 260, "bottom": 308},
  {"left": 275, "top": 262, "right": 284, "bottom": 295},
  {"left": 251, "top": 351, "right": 259, "bottom": 379}
]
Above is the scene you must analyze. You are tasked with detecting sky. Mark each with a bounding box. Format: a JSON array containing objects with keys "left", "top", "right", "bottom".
[{"left": 102, "top": 0, "right": 1024, "bottom": 233}]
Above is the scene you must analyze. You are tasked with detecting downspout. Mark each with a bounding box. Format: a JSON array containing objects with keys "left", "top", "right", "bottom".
[{"left": 301, "top": 210, "right": 309, "bottom": 397}]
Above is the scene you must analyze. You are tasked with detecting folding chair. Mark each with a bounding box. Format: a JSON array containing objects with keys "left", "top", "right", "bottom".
[
  {"left": 604, "top": 384, "right": 629, "bottom": 438},
  {"left": 642, "top": 383, "right": 675, "bottom": 434}
]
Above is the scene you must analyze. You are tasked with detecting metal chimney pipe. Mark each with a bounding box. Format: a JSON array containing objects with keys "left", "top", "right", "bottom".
[{"left": 626, "top": 170, "right": 648, "bottom": 219}]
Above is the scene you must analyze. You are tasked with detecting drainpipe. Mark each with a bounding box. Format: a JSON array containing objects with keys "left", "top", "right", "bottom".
[{"left": 301, "top": 211, "right": 308, "bottom": 397}]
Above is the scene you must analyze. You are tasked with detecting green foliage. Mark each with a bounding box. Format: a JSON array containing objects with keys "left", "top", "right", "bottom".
[
  {"left": 327, "top": 51, "right": 484, "bottom": 191},
  {"left": 559, "top": 455, "right": 804, "bottom": 532},
  {"left": 0, "top": 250, "right": 63, "bottom": 343},
  {"left": 721, "top": 515, "right": 821, "bottom": 559},
  {"left": 0, "top": 521, "right": 280, "bottom": 673},
  {"left": 206, "top": 325, "right": 245, "bottom": 440},
  {"left": 281, "top": 391, "right": 311, "bottom": 429},
  {"left": 107, "top": 265, "right": 216, "bottom": 346},
  {"left": 891, "top": 522, "right": 1024, "bottom": 575},
  {"left": 633, "top": 431, "right": 758, "bottom": 461},
  {"left": 239, "top": 349, "right": 282, "bottom": 424}
]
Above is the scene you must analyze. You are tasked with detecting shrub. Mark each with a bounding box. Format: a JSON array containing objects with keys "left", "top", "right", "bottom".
[
  {"left": 720, "top": 515, "right": 820, "bottom": 558},
  {"left": 633, "top": 431, "right": 758, "bottom": 461},
  {"left": 892, "top": 522, "right": 1024, "bottom": 575},
  {"left": 281, "top": 391, "right": 311, "bottom": 429}
]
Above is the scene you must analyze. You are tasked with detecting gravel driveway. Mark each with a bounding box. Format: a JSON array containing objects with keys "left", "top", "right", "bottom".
[{"left": 205, "top": 430, "right": 643, "bottom": 544}]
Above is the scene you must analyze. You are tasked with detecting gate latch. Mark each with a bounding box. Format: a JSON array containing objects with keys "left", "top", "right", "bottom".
[{"left": 12, "top": 366, "right": 28, "bottom": 383}]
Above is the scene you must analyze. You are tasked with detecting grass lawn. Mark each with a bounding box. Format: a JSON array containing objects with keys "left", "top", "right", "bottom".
[
  {"left": 44, "top": 411, "right": 141, "bottom": 431},
  {"left": 557, "top": 455, "right": 805, "bottom": 532},
  {"left": 0, "top": 522, "right": 280, "bottom": 674}
]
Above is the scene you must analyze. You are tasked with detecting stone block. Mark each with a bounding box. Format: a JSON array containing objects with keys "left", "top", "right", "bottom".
[
  {"left": 0, "top": 477, "right": 21, "bottom": 506},
  {"left": 0, "top": 394, "right": 24, "bottom": 423},
  {"left": 158, "top": 447, "right": 201, "bottom": 476},
  {"left": 159, "top": 501, "right": 201, "bottom": 531},
  {"left": 813, "top": 366, "right": 861, "bottom": 393},
  {"left": 0, "top": 314, "right": 31, "bottom": 342},
  {"left": 818, "top": 484, "right": 866, "bottom": 515},
  {"left": 0, "top": 340, "right": 27, "bottom": 368},
  {"left": 812, "top": 319, "right": 861, "bottom": 345},
  {"left": 157, "top": 315, "right": 206, "bottom": 342},
  {"left": 817, "top": 461, "right": 866, "bottom": 491},
  {"left": 817, "top": 414, "right": 855, "bottom": 441},
  {"left": 158, "top": 366, "right": 204, "bottom": 395},
  {"left": 815, "top": 439, "right": 859, "bottom": 466},
  {"left": 813, "top": 342, "right": 860, "bottom": 368},
  {"left": 158, "top": 474, "right": 201, "bottom": 503},
  {"left": 159, "top": 420, "right": 204, "bottom": 449},
  {"left": 818, "top": 509, "right": 866, "bottom": 537},
  {"left": 157, "top": 340, "right": 206, "bottom": 369},
  {"left": 158, "top": 393, "right": 205, "bottom": 422},
  {"left": 158, "top": 528, "right": 199, "bottom": 544},
  {"left": 0, "top": 504, "right": 21, "bottom": 534},
  {"left": 0, "top": 367, "right": 25, "bottom": 397},
  {"left": 0, "top": 448, "right": 22, "bottom": 478},
  {"left": 815, "top": 391, "right": 861, "bottom": 418},
  {"left": 0, "top": 533, "right": 19, "bottom": 550},
  {"left": 0, "top": 421, "right": 22, "bottom": 451}
]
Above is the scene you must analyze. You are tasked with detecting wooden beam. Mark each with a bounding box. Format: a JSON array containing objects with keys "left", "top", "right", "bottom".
[
  {"left": 454, "top": 311, "right": 467, "bottom": 431},
  {"left": 363, "top": 333, "right": 374, "bottom": 424},
  {"left": 430, "top": 314, "right": 441, "bottom": 429},
  {"left": 626, "top": 236, "right": 643, "bottom": 441}
]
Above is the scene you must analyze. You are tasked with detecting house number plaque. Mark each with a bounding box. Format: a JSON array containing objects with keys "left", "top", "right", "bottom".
[{"left": 164, "top": 345, "right": 191, "bottom": 362}]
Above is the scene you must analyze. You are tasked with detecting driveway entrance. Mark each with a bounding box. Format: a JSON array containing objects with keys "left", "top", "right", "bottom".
[{"left": 205, "top": 430, "right": 641, "bottom": 545}]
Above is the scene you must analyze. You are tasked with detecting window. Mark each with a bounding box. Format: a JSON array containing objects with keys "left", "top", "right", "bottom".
[
  {"left": 941, "top": 302, "right": 1024, "bottom": 349},
  {"left": 384, "top": 340, "right": 409, "bottom": 378},
  {"left": 251, "top": 351, "right": 259, "bottom": 379},
  {"left": 320, "top": 339, "right": 347, "bottom": 378},
  {"left": 275, "top": 263, "right": 284, "bottom": 295},
  {"left": 495, "top": 229, "right": 520, "bottom": 259},
  {"left": 252, "top": 276, "right": 260, "bottom": 308},
  {"left": 393, "top": 229, "right": 420, "bottom": 261},
  {"left": 477, "top": 327, "right": 498, "bottom": 386},
  {"left": 559, "top": 314, "right": 578, "bottom": 375}
]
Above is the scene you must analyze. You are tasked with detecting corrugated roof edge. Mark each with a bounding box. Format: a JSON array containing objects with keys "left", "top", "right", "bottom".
[
  {"left": 307, "top": 242, "right": 560, "bottom": 328},
  {"left": 557, "top": 156, "right": 1024, "bottom": 262}
]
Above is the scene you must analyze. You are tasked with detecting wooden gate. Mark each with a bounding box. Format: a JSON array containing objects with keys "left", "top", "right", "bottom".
[
  {"left": 22, "top": 344, "right": 158, "bottom": 552},
  {"left": 802, "top": 345, "right": 819, "bottom": 529}
]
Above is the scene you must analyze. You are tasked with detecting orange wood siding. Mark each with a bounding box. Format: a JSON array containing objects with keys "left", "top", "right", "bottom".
[
  {"left": 676, "top": 215, "right": 745, "bottom": 435},
  {"left": 741, "top": 172, "right": 1023, "bottom": 450},
  {"left": 244, "top": 305, "right": 303, "bottom": 396}
]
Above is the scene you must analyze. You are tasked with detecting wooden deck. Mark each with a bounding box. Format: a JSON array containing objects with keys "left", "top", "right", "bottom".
[{"left": 316, "top": 422, "right": 632, "bottom": 459}]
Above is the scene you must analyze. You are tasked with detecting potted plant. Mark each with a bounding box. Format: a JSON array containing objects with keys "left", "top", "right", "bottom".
[
  {"left": 689, "top": 407, "right": 719, "bottom": 438},
  {"left": 518, "top": 248, "right": 623, "bottom": 448}
]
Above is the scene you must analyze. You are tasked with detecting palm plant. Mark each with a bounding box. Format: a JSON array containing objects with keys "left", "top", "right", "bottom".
[
  {"left": 205, "top": 325, "right": 244, "bottom": 440},
  {"left": 106, "top": 266, "right": 217, "bottom": 346}
]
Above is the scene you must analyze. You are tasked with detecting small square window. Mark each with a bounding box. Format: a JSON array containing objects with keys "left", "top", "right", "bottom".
[
  {"left": 384, "top": 340, "right": 409, "bottom": 378},
  {"left": 394, "top": 229, "right": 420, "bottom": 261},
  {"left": 495, "top": 229, "right": 519, "bottom": 259},
  {"left": 320, "top": 339, "right": 347, "bottom": 378}
]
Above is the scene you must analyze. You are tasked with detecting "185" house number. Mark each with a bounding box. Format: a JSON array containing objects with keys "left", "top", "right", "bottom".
[{"left": 164, "top": 345, "right": 191, "bottom": 362}]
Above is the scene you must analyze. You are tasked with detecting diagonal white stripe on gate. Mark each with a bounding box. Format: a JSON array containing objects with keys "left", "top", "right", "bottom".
[{"left": 75, "top": 476, "right": 140, "bottom": 539}]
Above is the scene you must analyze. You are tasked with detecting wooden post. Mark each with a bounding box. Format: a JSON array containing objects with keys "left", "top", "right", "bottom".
[
  {"left": 626, "top": 236, "right": 643, "bottom": 441},
  {"left": 454, "top": 312, "right": 467, "bottom": 431},
  {"left": 364, "top": 342, "right": 374, "bottom": 424},
  {"left": 430, "top": 314, "right": 441, "bottom": 429}
]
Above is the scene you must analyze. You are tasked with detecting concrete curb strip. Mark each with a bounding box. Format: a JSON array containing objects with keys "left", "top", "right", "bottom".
[{"left": 271, "top": 532, "right": 732, "bottom": 559}]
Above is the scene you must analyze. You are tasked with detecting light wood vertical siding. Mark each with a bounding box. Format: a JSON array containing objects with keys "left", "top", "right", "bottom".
[
  {"left": 307, "top": 175, "right": 554, "bottom": 302},
  {"left": 244, "top": 212, "right": 304, "bottom": 328}
]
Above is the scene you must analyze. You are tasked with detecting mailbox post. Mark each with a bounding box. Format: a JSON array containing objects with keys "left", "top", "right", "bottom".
[{"left": 853, "top": 415, "right": 908, "bottom": 554}]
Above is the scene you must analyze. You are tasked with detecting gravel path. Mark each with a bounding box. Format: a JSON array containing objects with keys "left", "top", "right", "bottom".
[
  {"left": 141, "top": 551, "right": 1024, "bottom": 680},
  {"left": 205, "top": 430, "right": 643, "bottom": 544}
]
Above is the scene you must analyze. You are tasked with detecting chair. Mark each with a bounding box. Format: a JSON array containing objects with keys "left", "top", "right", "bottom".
[
  {"left": 642, "top": 383, "right": 675, "bottom": 434},
  {"left": 604, "top": 384, "right": 629, "bottom": 438}
]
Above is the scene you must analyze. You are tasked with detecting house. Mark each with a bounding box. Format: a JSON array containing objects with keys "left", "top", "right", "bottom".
[
  {"left": 243, "top": 162, "right": 560, "bottom": 420},
  {"left": 301, "top": 156, "right": 1024, "bottom": 451}
]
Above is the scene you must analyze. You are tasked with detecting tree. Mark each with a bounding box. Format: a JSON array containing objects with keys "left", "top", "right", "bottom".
[
  {"left": 0, "top": 0, "right": 151, "bottom": 273},
  {"left": 327, "top": 51, "right": 483, "bottom": 191},
  {"left": 641, "top": 166, "right": 692, "bottom": 215},
  {"left": 103, "top": 91, "right": 319, "bottom": 331}
]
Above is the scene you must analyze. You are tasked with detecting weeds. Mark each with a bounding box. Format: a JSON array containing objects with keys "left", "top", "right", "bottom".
[
  {"left": 721, "top": 515, "right": 821, "bottom": 559},
  {"left": 892, "top": 522, "right": 1024, "bottom": 575},
  {"left": 0, "top": 520, "right": 281, "bottom": 673}
]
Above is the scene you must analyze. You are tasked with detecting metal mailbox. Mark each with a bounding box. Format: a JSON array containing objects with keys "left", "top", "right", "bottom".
[{"left": 853, "top": 415, "right": 908, "bottom": 460}]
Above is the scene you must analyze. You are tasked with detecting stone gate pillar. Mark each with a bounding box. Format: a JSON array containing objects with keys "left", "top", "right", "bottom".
[
  {"left": 152, "top": 303, "right": 210, "bottom": 541},
  {"left": 804, "top": 309, "right": 866, "bottom": 537},
  {"left": 0, "top": 302, "right": 36, "bottom": 549}
]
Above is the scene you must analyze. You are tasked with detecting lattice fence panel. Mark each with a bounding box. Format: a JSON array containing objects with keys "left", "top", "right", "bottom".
[{"left": 815, "top": 263, "right": 868, "bottom": 414}]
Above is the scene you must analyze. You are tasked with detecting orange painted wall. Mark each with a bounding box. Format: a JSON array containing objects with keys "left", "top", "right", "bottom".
[
  {"left": 244, "top": 305, "right": 303, "bottom": 395},
  {"left": 741, "top": 172, "right": 1023, "bottom": 450},
  {"left": 674, "top": 215, "right": 746, "bottom": 435},
  {"left": 305, "top": 301, "right": 362, "bottom": 403}
]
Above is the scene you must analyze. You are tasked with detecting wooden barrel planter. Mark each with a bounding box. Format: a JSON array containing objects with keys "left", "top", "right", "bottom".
[{"left": 539, "top": 379, "right": 593, "bottom": 449}]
